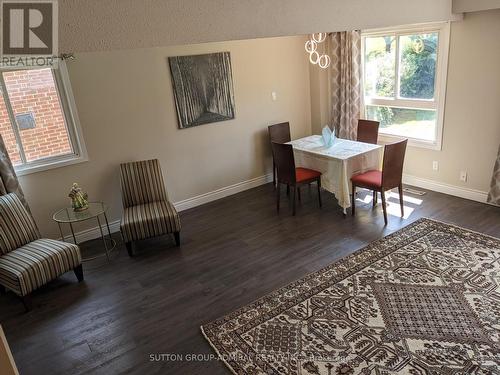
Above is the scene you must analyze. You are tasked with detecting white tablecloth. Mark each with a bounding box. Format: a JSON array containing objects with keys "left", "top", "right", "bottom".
[{"left": 288, "top": 135, "right": 382, "bottom": 211}]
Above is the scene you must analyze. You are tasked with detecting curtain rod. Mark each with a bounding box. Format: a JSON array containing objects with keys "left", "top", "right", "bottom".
[{"left": 58, "top": 53, "right": 75, "bottom": 61}]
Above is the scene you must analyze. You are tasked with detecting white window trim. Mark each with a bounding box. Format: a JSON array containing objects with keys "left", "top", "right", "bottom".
[
  {"left": 0, "top": 62, "right": 88, "bottom": 176},
  {"left": 361, "top": 22, "right": 450, "bottom": 150}
]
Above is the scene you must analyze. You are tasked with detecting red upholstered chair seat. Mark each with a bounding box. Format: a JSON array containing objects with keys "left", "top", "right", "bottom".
[
  {"left": 296, "top": 167, "right": 322, "bottom": 182},
  {"left": 350, "top": 139, "right": 407, "bottom": 225},
  {"left": 351, "top": 170, "right": 382, "bottom": 188},
  {"left": 271, "top": 141, "right": 322, "bottom": 216}
]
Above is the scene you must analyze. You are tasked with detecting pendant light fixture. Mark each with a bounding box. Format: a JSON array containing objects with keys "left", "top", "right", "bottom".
[{"left": 305, "top": 33, "right": 330, "bottom": 69}]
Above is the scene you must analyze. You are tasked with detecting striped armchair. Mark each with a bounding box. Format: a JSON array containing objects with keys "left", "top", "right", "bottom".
[
  {"left": 119, "top": 159, "right": 181, "bottom": 256},
  {"left": 0, "top": 193, "right": 83, "bottom": 311}
]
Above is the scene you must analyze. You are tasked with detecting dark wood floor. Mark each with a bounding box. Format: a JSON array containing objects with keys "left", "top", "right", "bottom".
[{"left": 1, "top": 184, "right": 499, "bottom": 374}]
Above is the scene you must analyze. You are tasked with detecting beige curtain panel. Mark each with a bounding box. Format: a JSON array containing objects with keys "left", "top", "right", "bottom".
[
  {"left": 0, "top": 135, "right": 31, "bottom": 215},
  {"left": 487, "top": 145, "right": 500, "bottom": 206},
  {"left": 328, "top": 31, "right": 362, "bottom": 140}
]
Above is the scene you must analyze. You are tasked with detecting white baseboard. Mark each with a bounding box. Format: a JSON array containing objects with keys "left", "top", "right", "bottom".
[
  {"left": 65, "top": 173, "right": 273, "bottom": 243},
  {"left": 65, "top": 219, "right": 121, "bottom": 244},
  {"left": 173, "top": 173, "right": 273, "bottom": 212},
  {"left": 403, "top": 174, "right": 489, "bottom": 203}
]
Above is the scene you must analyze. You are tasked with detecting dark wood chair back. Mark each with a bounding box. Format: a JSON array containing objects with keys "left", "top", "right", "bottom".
[
  {"left": 271, "top": 142, "right": 296, "bottom": 184},
  {"left": 357, "top": 119, "right": 380, "bottom": 144},
  {"left": 268, "top": 122, "right": 291, "bottom": 144},
  {"left": 382, "top": 139, "right": 408, "bottom": 189}
]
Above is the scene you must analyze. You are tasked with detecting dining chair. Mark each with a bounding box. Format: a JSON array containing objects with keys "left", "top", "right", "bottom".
[
  {"left": 357, "top": 119, "right": 380, "bottom": 144},
  {"left": 271, "top": 142, "right": 322, "bottom": 215},
  {"left": 350, "top": 139, "right": 408, "bottom": 225},
  {"left": 268, "top": 122, "right": 291, "bottom": 188}
]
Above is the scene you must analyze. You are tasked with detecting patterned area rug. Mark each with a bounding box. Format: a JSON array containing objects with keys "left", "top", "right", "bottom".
[{"left": 201, "top": 218, "right": 500, "bottom": 374}]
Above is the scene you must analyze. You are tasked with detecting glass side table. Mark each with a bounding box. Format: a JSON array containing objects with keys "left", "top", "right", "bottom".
[{"left": 53, "top": 202, "right": 116, "bottom": 261}]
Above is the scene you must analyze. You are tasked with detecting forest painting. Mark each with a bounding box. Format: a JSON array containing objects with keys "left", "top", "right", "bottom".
[{"left": 168, "top": 52, "right": 235, "bottom": 129}]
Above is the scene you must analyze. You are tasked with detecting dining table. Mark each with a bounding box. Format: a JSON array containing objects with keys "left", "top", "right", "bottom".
[{"left": 288, "top": 135, "right": 383, "bottom": 214}]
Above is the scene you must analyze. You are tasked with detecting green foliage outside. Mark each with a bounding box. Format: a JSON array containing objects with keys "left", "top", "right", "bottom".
[
  {"left": 399, "top": 33, "right": 437, "bottom": 100},
  {"left": 366, "top": 33, "right": 438, "bottom": 127}
]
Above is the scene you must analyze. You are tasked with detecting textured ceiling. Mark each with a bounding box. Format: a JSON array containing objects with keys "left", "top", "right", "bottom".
[{"left": 58, "top": 0, "right": 455, "bottom": 53}]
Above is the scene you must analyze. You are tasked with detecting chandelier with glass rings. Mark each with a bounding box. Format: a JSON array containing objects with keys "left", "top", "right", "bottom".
[{"left": 305, "top": 33, "right": 330, "bottom": 69}]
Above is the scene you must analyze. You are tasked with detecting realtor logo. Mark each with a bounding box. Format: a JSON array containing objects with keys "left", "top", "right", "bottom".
[{"left": 1, "top": 0, "right": 58, "bottom": 67}]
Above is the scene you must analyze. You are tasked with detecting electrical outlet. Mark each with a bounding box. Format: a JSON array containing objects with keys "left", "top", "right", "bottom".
[
  {"left": 271, "top": 91, "right": 277, "bottom": 101},
  {"left": 459, "top": 171, "right": 467, "bottom": 182},
  {"left": 432, "top": 161, "right": 439, "bottom": 171}
]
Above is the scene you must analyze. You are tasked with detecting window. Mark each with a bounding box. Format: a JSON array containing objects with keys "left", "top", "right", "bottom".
[
  {"left": 0, "top": 62, "right": 87, "bottom": 175},
  {"left": 362, "top": 23, "right": 450, "bottom": 149}
]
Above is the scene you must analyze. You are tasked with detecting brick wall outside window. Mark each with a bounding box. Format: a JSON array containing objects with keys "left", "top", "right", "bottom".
[
  {"left": 0, "top": 69, "right": 72, "bottom": 165},
  {"left": 0, "top": 97, "right": 20, "bottom": 164}
]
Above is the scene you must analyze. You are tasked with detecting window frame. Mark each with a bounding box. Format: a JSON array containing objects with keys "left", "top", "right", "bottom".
[
  {"left": 0, "top": 61, "right": 88, "bottom": 175},
  {"left": 361, "top": 22, "right": 450, "bottom": 150}
]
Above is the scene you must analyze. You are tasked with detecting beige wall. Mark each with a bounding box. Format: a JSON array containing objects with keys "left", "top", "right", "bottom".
[
  {"left": 19, "top": 36, "right": 312, "bottom": 238},
  {"left": 404, "top": 10, "right": 500, "bottom": 193},
  {"left": 309, "top": 10, "right": 500, "bottom": 194},
  {"left": 59, "top": 0, "right": 455, "bottom": 53},
  {"left": 309, "top": 63, "right": 331, "bottom": 135}
]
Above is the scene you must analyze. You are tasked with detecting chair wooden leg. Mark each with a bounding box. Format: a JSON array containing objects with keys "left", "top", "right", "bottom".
[
  {"left": 297, "top": 187, "right": 301, "bottom": 202},
  {"left": 373, "top": 191, "right": 378, "bottom": 207},
  {"left": 398, "top": 184, "right": 404, "bottom": 217},
  {"left": 276, "top": 183, "right": 281, "bottom": 212},
  {"left": 381, "top": 190, "right": 388, "bottom": 225},
  {"left": 125, "top": 242, "right": 134, "bottom": 257},
  {"left": 20, "top": 295, "right": 32, "bottom": 312},
  {"left": 74, "top": 265, "right": 84, "bottom": 282},
  {"left": 174, "top": 232, "right": 181, "bottom": 247},
  {"left": 351, "top": 184, "right": 356, "bottom": 216},
  {"left": 317, "top": 179, "right": 322, "bottom": 208},
  {"left": 292, "top": 186, "right": 297, "bottom": 216},
  {"left": 272, "top": 162, "right": 276, "bottom": 189}
]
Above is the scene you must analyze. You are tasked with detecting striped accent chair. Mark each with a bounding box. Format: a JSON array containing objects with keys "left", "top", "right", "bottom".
[
  {"left": 119, "top": 159, "right": 181, "bottom": 256},
  {"left": 0, "top": 193, "right": 83, "bottom": 311}
]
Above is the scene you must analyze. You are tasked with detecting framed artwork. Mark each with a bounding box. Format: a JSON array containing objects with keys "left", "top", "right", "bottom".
[{"left": 168, "top": 52, "right": 235, "bottom": 129}]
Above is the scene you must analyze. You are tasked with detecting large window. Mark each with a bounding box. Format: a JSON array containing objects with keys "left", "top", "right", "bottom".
[
  {"left": 0, "top": 62, "right": 86, "bottom": 174},
  {"left": 362, "top": 23, "right": 449, "bottom": 149}
]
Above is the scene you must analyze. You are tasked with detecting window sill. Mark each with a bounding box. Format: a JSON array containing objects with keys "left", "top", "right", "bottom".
[
  {"left": 15, "top": 154, "right": 89, "bottom": 176},
  {"left": 378, "top": 133, "right": 442, "bottom": 151}
]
